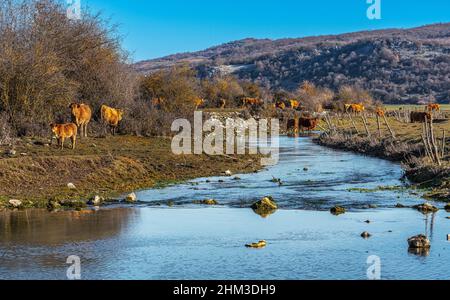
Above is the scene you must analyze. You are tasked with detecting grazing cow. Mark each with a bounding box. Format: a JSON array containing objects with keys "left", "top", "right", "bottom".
[
  {"left": 290, "top": 100, "right": 300, "bottom": 110},
  {"left": 347, "top": 103, "right": 365, "bottom": 114},
  {"left": 410, "top": 111, "right": 432, "bottom": 123},
  {"left": 242, "top": 97, "right": 263, "bottom": 108},
  {"left": 426, "top": 104, "right": 441, "bottom": 112},
  {"left": 299, "top": 117, "right": 319, "bottom": 131},
  {"left": 287, "top": 117, "right": 319, "bottom": 133},
  {"left": 50, "top": 123, "right": 77, "bottom": 150},
  {"left": 375, "top": 108, "right": 385, "bottom": 117},
  {"left": 101, "top": 105, "right": 124, "bottom": 135},
  {"left": 69, "top": 103, "right": 92, "bottom": 138},
  {"left": 275, "top": 100, "right": 286, "bottom": 110},
  {"left": 194, "top": 98, "right": 205, "bottom": 110}
]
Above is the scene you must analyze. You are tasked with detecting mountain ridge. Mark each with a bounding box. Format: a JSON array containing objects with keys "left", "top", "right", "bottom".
[{"left": 134, "top": 23, "right": 450, "bottom": 104}]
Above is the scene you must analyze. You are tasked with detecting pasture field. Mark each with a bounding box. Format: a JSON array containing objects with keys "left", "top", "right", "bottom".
[
  {"left": 331, "top": 113, "right": 450, "bottom": 144},
  {"left": 0, "top": 136, "right": 260, "bottom": 208},
  {"left": 384, "top": 104, "right": 450, "bottom": 111}
]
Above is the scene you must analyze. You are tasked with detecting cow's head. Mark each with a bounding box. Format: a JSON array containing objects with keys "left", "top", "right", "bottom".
[
  {"left": 49, "top": 123, "right": 58, "bottom": 134},
  {"left": 69, "top": 103, "right": 80, "bottom": 111}
]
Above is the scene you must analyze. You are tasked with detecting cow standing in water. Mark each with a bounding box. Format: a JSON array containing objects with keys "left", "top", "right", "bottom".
[
  {"left": 287, "top": 117, "right": 319, "bottom": 134},
  {"left": 69, "top": 103, "right": 92, "bottom": 138},
  {"left": 101, "top": 105, "right": 124, "bottom": 135}
]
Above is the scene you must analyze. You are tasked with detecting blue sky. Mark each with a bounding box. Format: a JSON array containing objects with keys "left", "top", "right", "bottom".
[{"left": 81, "top": 0, "right": 450, "bottom": 62}]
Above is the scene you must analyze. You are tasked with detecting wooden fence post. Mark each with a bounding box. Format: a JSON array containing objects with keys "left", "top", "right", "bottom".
[{"left": 383, "top": 115, "right": 396, "bottom": 139}]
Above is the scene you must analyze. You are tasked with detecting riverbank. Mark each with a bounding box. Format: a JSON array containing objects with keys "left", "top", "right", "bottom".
[
  {"left": 0, "top": 136, "right": 261, "bottom": 209},
  {"left": 314, "top": 120, "right": 450, "bottom": 201}
]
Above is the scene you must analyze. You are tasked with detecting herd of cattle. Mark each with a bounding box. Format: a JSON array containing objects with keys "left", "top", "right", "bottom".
[
  {"left": 49, "top": 96, "right": 444, "bottom": 150},
  {"left": 50, "top": 104, "right": 124, "bottom": 149}
]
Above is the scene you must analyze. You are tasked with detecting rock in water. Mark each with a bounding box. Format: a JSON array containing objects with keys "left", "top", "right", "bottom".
[
  {"left": 361, "top": 231, "right": 372, "bottom": 239},
  {"left": 8, "top": 199, "right": 22, "bottom": 208},
  {"left": 407, "top": 234, "right": 431, "bottom": 249},
  {"left": 330, "top": 206, "right": 346, "bottom": 215},
  {"left": 225, "top": 170, "right": 233, "bottom": 176},
  {"left": 395, "top": 203, "right": 406, "bottom": 208},
  {"left": 412, "top": 203, "right": 439, "bottom": 214},
  {"left": 245, "top": 240, "right": 267, "bottom": 248},
  {"left": 67, "top": 183, "right": 77, "bottom": 190},
  {"left": 251, "top": 197, "right": 277, "bottom": 217},
  {"left": 193, "top": 199, "right": 218, "bottom": 205},
  {"left": 445, "top": 203, "right": 450, "bottom": 212},
  {"left": 125, "top": 192, "right": 137, "bottom": 203}
]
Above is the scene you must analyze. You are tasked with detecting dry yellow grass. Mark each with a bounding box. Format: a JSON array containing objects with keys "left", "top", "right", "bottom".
[{"left": 330, "top": 114, "right": 449, "bottom": 143}]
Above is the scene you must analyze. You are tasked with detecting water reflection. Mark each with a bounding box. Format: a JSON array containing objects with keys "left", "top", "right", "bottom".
[{"left": 0, "top": 208, "right": 138, "bottom": 246}]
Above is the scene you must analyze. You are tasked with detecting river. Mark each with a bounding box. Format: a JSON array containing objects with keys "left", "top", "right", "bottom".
[{"left": 0, "top": 137, "right": 448, "bottom": 279}]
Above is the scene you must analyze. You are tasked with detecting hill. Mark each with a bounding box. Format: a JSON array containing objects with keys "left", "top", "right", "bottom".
[{"left": 134, "top": 23, "right": 450, "bottom": 104}]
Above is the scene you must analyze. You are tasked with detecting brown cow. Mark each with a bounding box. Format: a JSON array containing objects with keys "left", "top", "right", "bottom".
[
  {"left": 375, "top": 108, "right": 385, "bottom": 117},
  {"left": 69, "top": 103, "right": 92, "bottom": 138},
  {"left": 410, "top": 111, "right": 432, "bottom": 123},
  {"left": 290, "top": 100, "right": 300, "bottom": 110},
  {"left": 101, "top": 105, "right": 124, "bottom": 135},
  {"left": 426, "top": 104, "right": 441, "bottom": 112},
  {"left": 50, "top": 123, "right": 77, "bottom": 150},
  {"left": 194, "top": 97, "right": 205, "bottom": 110},
  {"left": 299, "top": 117, "right": 319, "bottom": 131},
  {"left": 347, "top": 103, "right": 365, "bottom": 114},
  {"left": 242, "top": 97, "right": 263, "bottom": 108},
  {"left": 287, "top": 117, "right": 319, "bottom": 133}
]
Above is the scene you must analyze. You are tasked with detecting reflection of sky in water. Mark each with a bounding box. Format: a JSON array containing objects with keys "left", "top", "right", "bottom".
[
  {"left": 138, "top": 136, "right": 424, "bottom": 210},
  {"left": 0, "top": 208, "right": 448, "bottom": 280}
]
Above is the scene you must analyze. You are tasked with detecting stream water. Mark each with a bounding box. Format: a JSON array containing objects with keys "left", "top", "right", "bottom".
[{"left": 0, "top": 137, "right": 448, "bottom": 279}]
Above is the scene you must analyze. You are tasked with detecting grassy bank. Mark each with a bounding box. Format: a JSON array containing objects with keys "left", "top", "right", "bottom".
[
  {"left": 315, "top": 114, "right": 450, "bottom": 201},
  {"left": 0, "top": 136, "right": 261, "bottom": 209}
]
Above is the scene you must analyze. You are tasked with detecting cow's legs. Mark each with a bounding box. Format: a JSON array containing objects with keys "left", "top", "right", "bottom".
[
  {"left": 71, "top": 136, "right": 76, "bottom": 150},
  {"left": 84, "top": 122, "right": 89, "bottom": 138},
  {"left": 77, "top": 123, "right": 83, "bottom": 139},
  {"left": 61, "top": 137, "right": 65, "bottom": 150}
]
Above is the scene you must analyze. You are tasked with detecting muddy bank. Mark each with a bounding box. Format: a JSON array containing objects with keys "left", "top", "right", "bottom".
[
  {"left": 314, "top": 133, "right": 450, "bottom": 200},
  {"left": 0, "top": 136, "right": 261, "bottom": 209}
]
